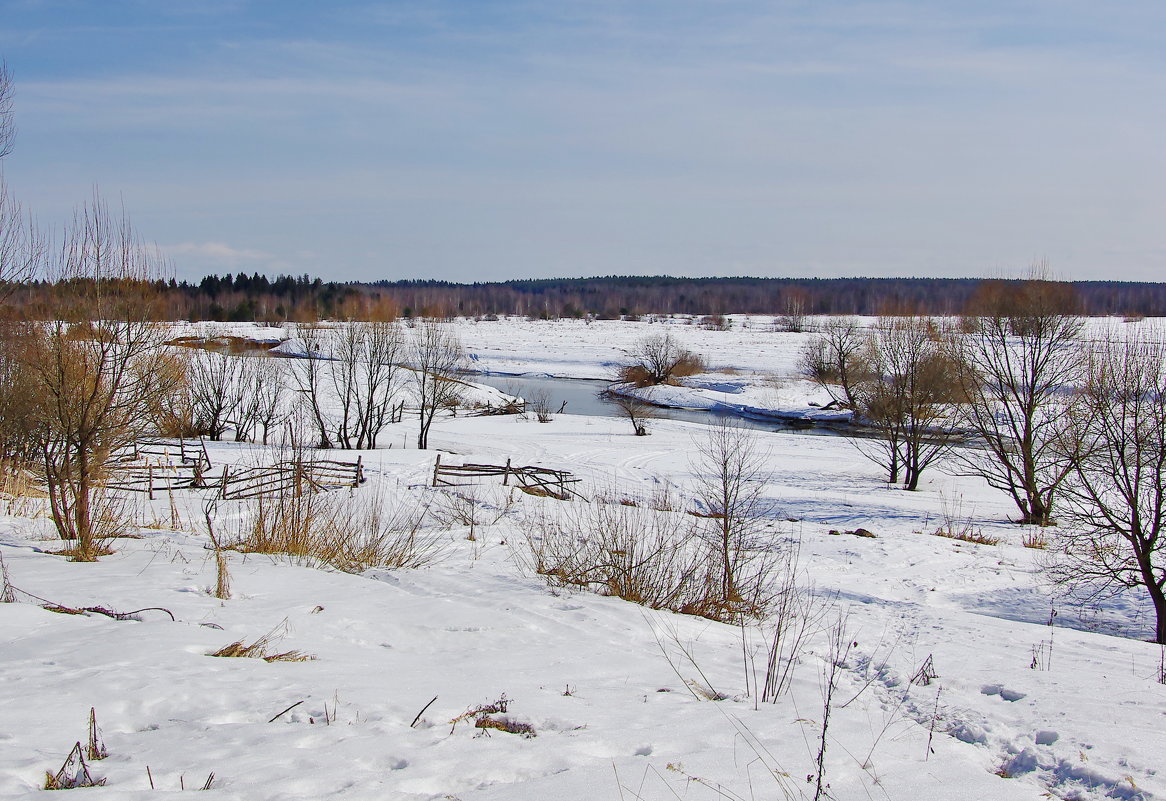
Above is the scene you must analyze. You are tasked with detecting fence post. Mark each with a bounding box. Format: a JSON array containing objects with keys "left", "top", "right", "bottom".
[
  {"left": 432, "top": 454, "right": 441, "bottom": 487},
  {"left": 147, "top": 464, "right": 154, "bottom": 501},
  {"left": 220, "top": 465, "right": 230, "bottom": 499},
  {"left": 354, "top": 456, "right": 363, "bottom": 488},
  {"left": 503, "top": 457, "right": 511, "bottom": 486}
]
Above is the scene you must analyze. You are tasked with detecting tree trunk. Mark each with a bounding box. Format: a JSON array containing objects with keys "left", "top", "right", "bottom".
[{"left": 74, "top": 448, "right": 95, "bottom": 561}]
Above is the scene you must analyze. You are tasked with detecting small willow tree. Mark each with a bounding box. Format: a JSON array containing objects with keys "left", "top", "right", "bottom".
[
  {"left": 951, "top": 277, "right": 1083, "bottom": 525},
  {"left": 20, "top": 195, "right": 178, "bottom": 559},
  {"left": 1055, "top": 327, "right": 1166, "bottom": 644},
  {"left": 411, "top": 321, "right": 463, "bottom": 450}
]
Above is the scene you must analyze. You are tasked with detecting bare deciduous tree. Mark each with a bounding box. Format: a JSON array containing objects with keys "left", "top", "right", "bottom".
[
  {"left": 248, "top": 356, "right": 289, "bottom": 446},
  {"left": 331, "top": 320, "right": 402, "bottom": 449},
  {"left": 411, "top": 321, "right": 463, "bottom": 450},
  {"left": 692, "top": 420, "right": 775, "bottom": 620},
  {"left": 1054, "top": 328, "right": 1166, "bottom": 643},
  {"left": 608, "top": 392, "right": 657, "bottom": 435},
  {"left": 853, "top": 316, "right": 964, "bottom": 490},
  {"left": 233, "top": 354, "right": 287, "bottom": 443},
  {"left": 776, "top": 290, "right": 808, "bottom": 333},
  {"left": 0, "top": 60, "right": 14, "bottom": 161},
  {"left": 21, "top": 195, "right": 177, "bottom": 559},
  {"left": 951, "top": 278, "right": 1083, "bottom": 525},
  {"left": 799, "top": 317, "right": 869, "bottom": 410},
  {"left": 620, "top": 331, "right": 704, "bottom": 386},
  {"left": 286, "top": 323, "right": 333, "bottom": 448},
  {"left": 355, "top": 320, "right": 403, "bottom": 449},
  {"left": 189, "top": 347, "right": 243, "bottom": 441}
]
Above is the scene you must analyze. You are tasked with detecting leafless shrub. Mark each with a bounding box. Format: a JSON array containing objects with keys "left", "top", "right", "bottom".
[
  {"left": 606, "top": 392, "right": 658, "bottom": 436},
  {"left": 527, "top": 389, "right": 555, "bottom": 423},
  {"left": 431, "top": 486, "right": 516, "bottom": 541},
  {"left": 762, "top": 542, "right": 830, "bottom": 700},
  {"left": 620, "top": 332, "right": 705, "bottom": 387},
  {"left": 799, "top": 317, "right": 868, "bottom": 410},
  {"left": 524, "top": 502, "right": 712, "bottom": 615},
  {"left": 16, "top": 195, "right": 179, "bottom": 561},
  {"left": 699, "top": 314, "right": 730, "bottom": 331},
  {"left": 692, "top": 420, "right": 783, "bottom": 622}
]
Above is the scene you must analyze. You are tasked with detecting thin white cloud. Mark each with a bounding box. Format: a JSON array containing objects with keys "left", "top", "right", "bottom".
[{"left": 164, "top": 241, "right": 274, "bottom": 262}]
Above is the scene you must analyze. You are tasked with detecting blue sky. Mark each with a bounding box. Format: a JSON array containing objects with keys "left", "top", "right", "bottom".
[{"left": 1, "top": 1, "right": 1164, "bottom": 282}]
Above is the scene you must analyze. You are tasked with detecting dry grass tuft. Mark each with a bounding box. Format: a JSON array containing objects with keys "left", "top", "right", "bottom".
[
  {"left": 210, "top": 622, "right": 315, "bottom": 662},
  {"left": 0, "top": 459, "right": 46, "bottom": 517},
  {"left": 227, "top": 481, "right": 441, "bottom": 573},
  {"left": 932, "top": 527, "right": 1001, "bottom": 546},
  {"left": 1022, "top": 529, "right": 1050, "bottom": 550},
  {"left": 474, "top": 716, "right": 536, "bottom": 737},
  {"left": 931, "top": 493, "right": 998, "bottom": 545},
  {"left": 43, "top": 742, "right": 105, "bottom": 790},
  {"left": 450, "top": 695, "right": 536, "bottom": 738}
]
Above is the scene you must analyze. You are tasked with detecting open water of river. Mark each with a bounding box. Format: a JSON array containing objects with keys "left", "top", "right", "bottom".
[{"left": 468, "top": 373, "right": 840, "bottom": 436}]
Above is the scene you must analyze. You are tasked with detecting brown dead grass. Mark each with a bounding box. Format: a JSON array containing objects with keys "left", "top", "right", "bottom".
[{"left": 209, "top": 622, "right": 315, "bottom": 662}]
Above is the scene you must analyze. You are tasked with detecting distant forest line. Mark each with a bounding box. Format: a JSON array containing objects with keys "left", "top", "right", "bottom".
[{"left": 9, "top": 275, "right": 1166, "bottom": 322}]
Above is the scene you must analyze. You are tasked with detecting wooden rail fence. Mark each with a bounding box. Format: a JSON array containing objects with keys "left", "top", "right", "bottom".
[
  {"left": 99, "top": 438, "right": 365, "bottom": 501},
  {"left": 431, "top": 455, "right": 583, "bottom": 501},
  {"left": 218, "top": 458, "right": 366, "bottom": 501}
]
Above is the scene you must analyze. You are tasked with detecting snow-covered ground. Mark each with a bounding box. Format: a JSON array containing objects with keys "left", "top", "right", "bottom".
[{"left": 5, "top": 318, "right": 1163, "bottom": 800}]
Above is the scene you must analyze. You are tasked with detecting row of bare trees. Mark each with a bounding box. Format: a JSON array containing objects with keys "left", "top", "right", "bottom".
[
  {"left": 180, "top": 320, "right": 463, "bottom": 451},
  {"left": 802, "top": 280, "right": 1166, "bottom": 642}
]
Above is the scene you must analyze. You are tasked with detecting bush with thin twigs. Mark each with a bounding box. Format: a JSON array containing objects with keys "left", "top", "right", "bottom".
[
  {"left": 524, "top": 502, "right": 709, "bottom": 614},
  {"left": 523, "top": 500, "right": 780, "bottom": 623},
  {"left": 762, "top": 541, "right": 832, "bottom": 701},
  {"left": 430, "top": 486, "right": 517, "bottom": 541},
  {"left": 526, "top": 389, "right": 555, "bottom": 423},
  {"left": 606, "top": 392, "right": 658, "bottom": 436},
  {"left": 226, "top": 481, "right": 441, "bottom": 573},
  {"left": 619, "top": 332, "right": 706, "bottom": 387}
]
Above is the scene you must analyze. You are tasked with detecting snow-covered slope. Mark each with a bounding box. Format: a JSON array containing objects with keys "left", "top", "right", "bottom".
[{"left": 3, "top": 317, "right": 1163, "bottom": 800}]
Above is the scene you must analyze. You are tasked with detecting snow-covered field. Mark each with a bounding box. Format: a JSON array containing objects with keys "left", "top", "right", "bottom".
[{"left": 3, "top": 317, "right": 1164, "bottom": 800}]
